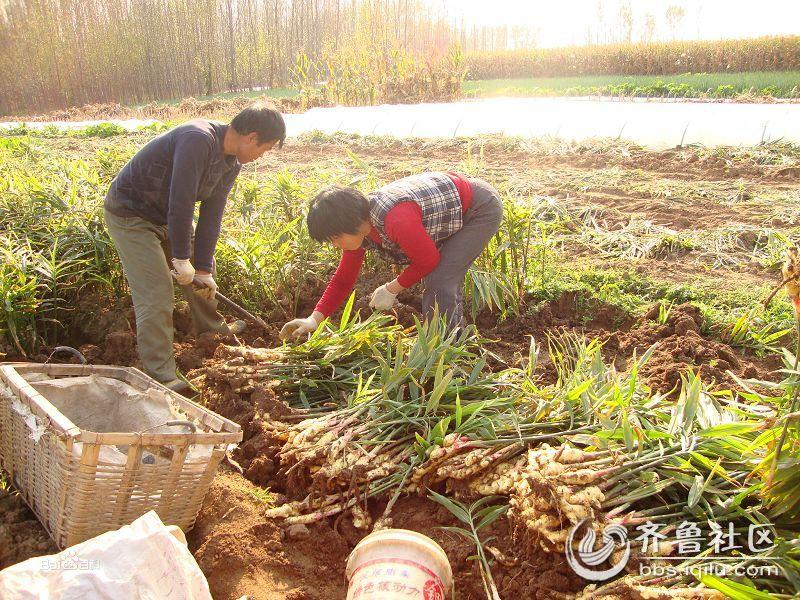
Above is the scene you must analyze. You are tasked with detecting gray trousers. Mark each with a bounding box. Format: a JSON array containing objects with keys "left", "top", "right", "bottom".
[
  {"left": 422, "top": 178, "right": 504, "bottom": 328},
  {"left": 104, "top": 209, "right": 229, "bottom": 383}
]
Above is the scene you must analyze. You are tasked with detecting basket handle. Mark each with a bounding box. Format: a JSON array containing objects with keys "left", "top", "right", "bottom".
[
  {"left": 46, "top": 346, "right": 87, "bottom": 365},
  {"left": 163, "top": 420, "right": 197, "bottom": 433},
  {"left": 138, "top": 420, "right": 198, "bottom": 435}
]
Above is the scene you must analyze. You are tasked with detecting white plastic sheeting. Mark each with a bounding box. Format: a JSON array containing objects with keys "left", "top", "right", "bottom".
[
  {"left": 2, "top": 98, "right": 799, "bottom": 149},
  {"left": 281, "top": 98, "right": 800, "bottom": 149},
  {"left": 0, "top": 511, "right": 212, "bottom": 600}
]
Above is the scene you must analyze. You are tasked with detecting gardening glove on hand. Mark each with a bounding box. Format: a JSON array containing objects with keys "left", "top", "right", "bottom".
[
  {"left": 369, "top": 284, "right": 398, "bottom": 311},
  {"left": 193, "top": 273, "right": 217, "bottom": 301},
  {"left": 280, "top": 315, "right": 319, "bottom": 341},
  {"left": 172, "top": 258, "right": 196, "bottom": 286}
]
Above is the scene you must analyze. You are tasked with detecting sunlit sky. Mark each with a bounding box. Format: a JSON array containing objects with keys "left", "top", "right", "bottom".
[{"left": 431, "top": 0, "right": 800, "bottom": 47}]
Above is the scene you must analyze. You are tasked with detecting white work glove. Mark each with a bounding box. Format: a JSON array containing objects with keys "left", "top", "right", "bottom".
[
  {"left": 369, "top": 284, "right": 398, "bottom": 311},
  {"left": 172, "top": 258, "right": 195, "bottom": 286},
  {"left": 193, "top": 273, "right": 217, "bottom": 301},
  {"left": 280, "top": 315, "right": 319, "bottom": 340}
]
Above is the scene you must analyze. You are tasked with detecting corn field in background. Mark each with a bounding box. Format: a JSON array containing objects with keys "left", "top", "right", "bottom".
[
  {"left": 2, "top": 0, "right": 799, "bottom": 117},
  {"left": 293, "top": 43, "right": 465, "bottom": 107},
  {"left": 465, "top": 35, "right": 800, "bottom": 80}
]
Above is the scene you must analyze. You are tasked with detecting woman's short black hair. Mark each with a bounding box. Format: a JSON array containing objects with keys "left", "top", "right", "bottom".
[
  {"left": 307, "top": 186, "right": 370, "bottom": 242},
  {"left": 230, "top": 102, "right": 286, "bottom": 147}
]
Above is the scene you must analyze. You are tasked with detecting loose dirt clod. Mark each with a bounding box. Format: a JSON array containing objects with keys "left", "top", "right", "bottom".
[{"left": 601, "top": 303, "right": 775, "bottom": 394}]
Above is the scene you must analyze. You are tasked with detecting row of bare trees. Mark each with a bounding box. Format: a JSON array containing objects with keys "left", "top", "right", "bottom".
[{"left": 0, "top": 0, "right": 519, "bottom": 114}]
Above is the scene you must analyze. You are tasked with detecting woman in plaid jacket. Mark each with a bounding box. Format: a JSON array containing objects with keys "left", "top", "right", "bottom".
[{"left": 280, "top": 172, "right": 503, "bottom": 339}]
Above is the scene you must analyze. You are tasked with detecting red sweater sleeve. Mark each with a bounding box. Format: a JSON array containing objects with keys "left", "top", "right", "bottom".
[
  {"left": 314, "top": 248, "right": 366, "bottom": 317},
  {"left": 384, "top": 203, "right": 440, "bottom": 288}
]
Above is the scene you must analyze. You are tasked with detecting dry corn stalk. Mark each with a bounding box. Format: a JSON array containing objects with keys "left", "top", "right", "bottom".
[
  {"left": 766, "top": 246, "right": 800, "bottom": 489},
  {"left": 782, "top": 246, "right": 800, "bottom": 319}
]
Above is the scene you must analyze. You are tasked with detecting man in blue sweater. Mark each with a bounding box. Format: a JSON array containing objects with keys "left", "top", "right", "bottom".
[{"left": 104, "top": 102, "right": 285, "bottom": 392}]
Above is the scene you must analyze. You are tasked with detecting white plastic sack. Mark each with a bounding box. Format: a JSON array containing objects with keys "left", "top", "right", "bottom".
[
  {"left": 0, "top": 511, "right": 212, "bottom": 600},
  {"left": 1, "top": 382, "right": 47, "bottom": 442}
]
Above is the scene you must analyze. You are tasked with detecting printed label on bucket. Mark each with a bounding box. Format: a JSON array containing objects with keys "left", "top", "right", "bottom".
[
  {"left": 347, "top": 557, "right": 446, "bottom": 600},
  {"left": 422, "top": 578, "right": 445, "bottom": 600}
]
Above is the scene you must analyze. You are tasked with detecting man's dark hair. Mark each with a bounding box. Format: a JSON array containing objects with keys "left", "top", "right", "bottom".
[
  {"left": 307, "top": 186, "right": 370, "bottom": 242},
  {"left": 230, "top": 102, "right": 286, "bottom": 147}
]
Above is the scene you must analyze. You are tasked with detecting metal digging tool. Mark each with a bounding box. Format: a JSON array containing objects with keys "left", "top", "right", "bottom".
[
  {"left": 212, "top": 289, "right": 269, "bottom": 330},
  {"left": 173, "top": 273, "right": 270, "bottom": 330}
]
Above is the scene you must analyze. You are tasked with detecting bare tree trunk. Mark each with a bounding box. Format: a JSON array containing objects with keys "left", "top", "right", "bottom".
[
  {"left": 269, "top": 0, "right": 279, "bottom": 88},
  {"left": 335, "top": 0, "right": 340, "bottom": 48},
  {"left": 225, "top": 0, "right": 237, "bottom": 91}
]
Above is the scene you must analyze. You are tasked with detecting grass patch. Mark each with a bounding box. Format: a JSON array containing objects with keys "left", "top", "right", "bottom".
[
  {"left": 249, "top": 486, "right": 275, "bottom": 507},
  {"left": 0, "top": 122, "right": 174, "bottom": 139}
]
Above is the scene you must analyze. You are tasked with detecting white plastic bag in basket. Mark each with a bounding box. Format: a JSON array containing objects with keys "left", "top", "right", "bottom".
[{"left": 0, "top": 511, "right": 212, "bottom": 600}]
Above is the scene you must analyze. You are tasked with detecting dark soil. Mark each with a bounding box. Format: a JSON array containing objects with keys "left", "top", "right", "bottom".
[
  {"left": 601, "top": 302, "right": 779, "bottom": 394},
  {"left": 478, "top": 294, "right": 778, "bottom": 395},
  {"left": 0, "top": 488, "right": 57, "bottom": 569}
]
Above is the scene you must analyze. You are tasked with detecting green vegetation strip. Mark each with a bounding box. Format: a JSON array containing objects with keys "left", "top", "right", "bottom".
[{"left": 465, "top": 71, "right": 800, "bottom": 100}]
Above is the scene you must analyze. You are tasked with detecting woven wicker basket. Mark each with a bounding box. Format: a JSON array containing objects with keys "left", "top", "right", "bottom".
[{"left": 0, "top": 362, "right": 241, "bottom": 549}]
